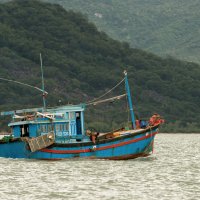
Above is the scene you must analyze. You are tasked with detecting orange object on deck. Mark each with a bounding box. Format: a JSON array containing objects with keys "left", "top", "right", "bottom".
[
  {"left": 135, "top": 120, "right": 140, "bottom": 129},
  {"left": 149, "top": 114, "right": 164, "bottom": 126}
]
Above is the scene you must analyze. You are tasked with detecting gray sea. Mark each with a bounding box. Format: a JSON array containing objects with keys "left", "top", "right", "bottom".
[{"left": 0, "top": 134, "right": 200, "bottom": 200}]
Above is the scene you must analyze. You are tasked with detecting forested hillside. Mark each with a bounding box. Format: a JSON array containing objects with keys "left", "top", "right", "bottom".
[
  {"left": 41, "top": 0, "right": 200, "bottom": 64},
  {"left": 0, "top": 0, "right": 200, "bottom": 132}
]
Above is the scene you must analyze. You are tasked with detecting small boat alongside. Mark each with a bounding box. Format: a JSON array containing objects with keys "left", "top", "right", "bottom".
[{"left": 0, "top": 71, "right": 164, "bottom": 160}]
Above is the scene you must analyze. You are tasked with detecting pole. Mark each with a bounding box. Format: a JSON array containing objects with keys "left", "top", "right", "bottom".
[
  {"left": 40, "top": 53, "right": 46, "bottom": 111},
  {"left": 0, "top": 77, "right": 48, "bottom": 94},
  {"left": 124, "top": 70, "right": 136, "bottom": 129}
]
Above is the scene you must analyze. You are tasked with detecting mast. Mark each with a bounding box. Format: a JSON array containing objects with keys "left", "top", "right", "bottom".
[
  {"left": 40, "top": 53, "right": 46, "bottom": 111},
  {"left": 124, "top": 70, "right": 136, "bottom": 129}
]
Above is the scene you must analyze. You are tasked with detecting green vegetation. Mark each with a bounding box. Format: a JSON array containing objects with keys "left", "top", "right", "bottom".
[
  {"left": 0, "top": 0, "right": 200, "bottom": 132},
  {"left": 41, "top": 0, "right": 200, "bottom": 63}
]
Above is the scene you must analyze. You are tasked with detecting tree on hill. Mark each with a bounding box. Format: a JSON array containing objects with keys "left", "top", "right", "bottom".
[
  {"left": 0, "top": 0, "right": 200, "bottom": 132},
  {"left": 41, "top": 0, "right": 200, "bottom": 64}
]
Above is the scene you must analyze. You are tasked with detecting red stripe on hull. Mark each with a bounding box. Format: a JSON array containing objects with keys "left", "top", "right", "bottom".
[{"left": 40, "top": 131, "right": 158, "bottom": 154}]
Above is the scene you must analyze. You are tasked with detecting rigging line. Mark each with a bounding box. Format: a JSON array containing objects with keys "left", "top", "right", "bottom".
[
  {"left": 86, "top": 77, "right": 125, "bottom": 104},
  {"left": 0, "top": 77, "right": 48, "bottom": 94},
  {"left": 86, "top": 94, "right": 127, "bottom": 106}
]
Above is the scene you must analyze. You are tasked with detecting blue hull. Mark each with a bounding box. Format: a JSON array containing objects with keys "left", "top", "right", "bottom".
[{"left": 0, "top": 127, "right": 158, "bottom": 160}]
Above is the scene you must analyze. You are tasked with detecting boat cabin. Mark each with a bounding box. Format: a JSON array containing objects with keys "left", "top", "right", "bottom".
[{"left": 1, "top": 104, "right": 88, "bottom": 143}]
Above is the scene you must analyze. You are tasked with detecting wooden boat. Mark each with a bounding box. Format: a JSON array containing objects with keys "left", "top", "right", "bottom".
[{"left": 0, "top": 71, "right": 163, "bottom": 160}]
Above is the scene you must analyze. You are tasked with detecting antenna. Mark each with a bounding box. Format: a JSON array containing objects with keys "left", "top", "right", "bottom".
[{"left": 40, "top": 53, "right": 46, "bottom": 110}]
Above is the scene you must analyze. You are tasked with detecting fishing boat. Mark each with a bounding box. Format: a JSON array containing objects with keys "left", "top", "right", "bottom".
[{"left": 0, "top": 70, "right": 164, "bottom": 160}]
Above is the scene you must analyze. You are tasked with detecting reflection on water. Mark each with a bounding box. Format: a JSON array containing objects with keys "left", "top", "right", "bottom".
[{"left": 0, "top": 134, "right": 200, "bottom": 200}]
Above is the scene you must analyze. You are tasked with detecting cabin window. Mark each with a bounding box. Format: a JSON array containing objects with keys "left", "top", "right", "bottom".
[
  {"left": 65, "top": 112, "right": 69, "bottom": 120},
  {"left": 39, "top": 125, "right": 42, "bottom": 132},
  {"left": 65, "top": 123, "right": 69, "bottom": 131},
  {"left": 55, "top": 124, "right": 60, "bottom": 132},
  {"left": 59, "top": 124, "right": 62, "bottom": 131},
  {"left": 69, "top": 112, "right": 75, "bottom": 120},
  {"left": 48, "top": 124, "right": 53, "bottom": 132},
  {"left": 42, "top": 125, "right": 47, "bottom": 132},
  {"left": 39, "top": 124, "right": 53, "bottom": 133},
  {"left": 60, "top": 124, "right": 65, "bottom": 131},
  {"left": 38, "top": 125, "right": 42, "bottom": 132},
  {"left": 55, "top": 123, "right": 69, "bottom": 132}
]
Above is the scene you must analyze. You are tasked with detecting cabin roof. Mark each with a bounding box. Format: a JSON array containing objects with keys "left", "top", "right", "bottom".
[
  {"left": 2, "top": 104, "right": 85, "bottom": 127},
  {"left": 1, "top": 104, "right": 85, "bottom": 116}
]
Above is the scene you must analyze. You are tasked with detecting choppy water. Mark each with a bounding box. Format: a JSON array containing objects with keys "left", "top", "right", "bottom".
[{"left": 0, "top": 134, "right": 200, "bottom": 200}]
